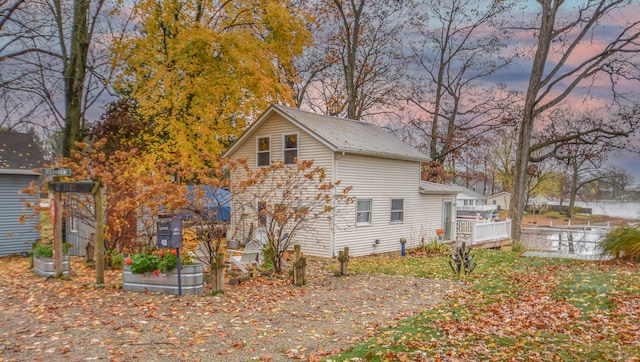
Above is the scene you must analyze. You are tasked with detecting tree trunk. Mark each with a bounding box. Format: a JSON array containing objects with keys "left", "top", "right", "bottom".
[
  {"left": 567, "top": 163, "right": 579, "bottom": 218},
  {"left": 509, "top": 0, "right": 557, "bottom": 242},
  {"left": 63, "top": 0, "right": 89, "bottom": 157}
]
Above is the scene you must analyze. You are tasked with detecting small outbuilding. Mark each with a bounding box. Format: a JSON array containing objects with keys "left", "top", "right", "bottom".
[{"left": 0, "top": 131, "right": 45, "bottom": 256}]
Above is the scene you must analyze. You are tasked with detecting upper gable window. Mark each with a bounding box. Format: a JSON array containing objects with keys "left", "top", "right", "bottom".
[
  {"left": 257, "top": 136, "right": 270, "bottom": 167},
  {"left": 283, "top": 133, "right": 298, "bottom": 165}
]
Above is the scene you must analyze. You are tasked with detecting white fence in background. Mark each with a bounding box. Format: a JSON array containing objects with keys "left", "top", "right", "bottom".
[{"left": 456, "top": 219, "right": 511, "bottom": 245}]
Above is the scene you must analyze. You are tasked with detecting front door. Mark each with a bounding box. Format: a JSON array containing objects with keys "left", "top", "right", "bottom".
[{"left": 443, "top": 201, "right": 453, "bottom": 240}]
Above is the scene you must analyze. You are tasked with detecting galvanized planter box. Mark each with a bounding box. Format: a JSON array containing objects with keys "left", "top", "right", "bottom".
[
  {"left": 122, "top": 264, "right": 204, "bottom": 295},
  {"left": 34, "top": 255, "right": 71, "bottom": 277}
]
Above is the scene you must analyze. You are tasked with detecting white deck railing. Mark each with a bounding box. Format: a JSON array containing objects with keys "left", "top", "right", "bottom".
[
  {"left": 457, "top": 205, "right": 496, "bottom": 212},
  {"left": 456, "top": 218, "right": 512, "bottom": 245}
]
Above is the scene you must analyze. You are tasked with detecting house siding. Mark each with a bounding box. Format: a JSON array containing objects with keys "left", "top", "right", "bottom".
[
  {"left": 227, "top": 114, "right": 336, "bottom": 255},
  {"left": 0, "top": 174, "right": 40, "bottom": 256},
  {"left": 333, "top": 154, "right": 452, "bottom": 256}
]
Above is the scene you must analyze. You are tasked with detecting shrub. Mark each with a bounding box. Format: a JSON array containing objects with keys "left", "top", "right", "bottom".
[
  {"left": 107, "top": 251, "right": 124, "bottom": 268},
  {"left": 599, "top": 226, "right": 640, "bottom": 260},
  {"left": 510, "top": 241, "right": 527, "bottom": 253},
  {"left": 423, "top": 239, "right": 451, "bottom": 256},
  {"left": 32, "top": 242, "right": 72, "bottom": 258},
  {"left": 125, "top": 249, "right": 193, "bottom": 274}
]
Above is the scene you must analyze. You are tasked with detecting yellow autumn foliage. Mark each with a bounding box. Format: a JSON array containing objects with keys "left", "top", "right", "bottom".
[{"left": 112, "top": 0, "right": 311, "bottom": 168}]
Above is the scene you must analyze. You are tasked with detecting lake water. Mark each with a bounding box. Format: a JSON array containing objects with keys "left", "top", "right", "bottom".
[
  {"left": 520, "top": 200, "right": 639, "bottom": 258},
  {"left": 521, "top": 227, "right": 609, "bottom": 257},
  {"left": 554, "top": 201, "right": 640, "bottom": 220}
]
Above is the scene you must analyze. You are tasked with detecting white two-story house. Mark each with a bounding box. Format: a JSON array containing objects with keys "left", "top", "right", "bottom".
[{"left": 223, "top": 105, "right": 458, "bottom": 257}]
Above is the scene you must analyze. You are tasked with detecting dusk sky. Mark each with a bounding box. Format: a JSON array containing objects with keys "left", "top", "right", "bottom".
[
  {"left": 13, "top": 0, "right": 640, "bottom": 184},
  {"left": 486, "top": 0, "right": 640, "bottom": 184}
]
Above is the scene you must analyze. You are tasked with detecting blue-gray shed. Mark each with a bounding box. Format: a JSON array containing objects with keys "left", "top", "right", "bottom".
[{"left": 0, "top": 131, "right": 44, "bottom": 256}]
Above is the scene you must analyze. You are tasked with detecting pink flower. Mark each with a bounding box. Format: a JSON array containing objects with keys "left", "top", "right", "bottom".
[
  {"left": 125, "top": 257, "right": 132, "bottom": 265},
  {"left": 153, "top": 269, "right": 159, "bottom": 276}
]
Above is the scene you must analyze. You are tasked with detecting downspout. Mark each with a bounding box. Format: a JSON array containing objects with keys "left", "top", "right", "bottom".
[{"left": 332, "top": 151, "right": 346, "bottom": 257}]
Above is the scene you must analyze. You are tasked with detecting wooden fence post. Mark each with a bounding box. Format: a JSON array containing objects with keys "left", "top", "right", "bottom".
[
  {"left": 293, "top": 245, "right": 306, "bottom": 286},
  {"left": 338, "top": 247, "right": 349, "bottom": 276},
  {"left": 211, "top": 253, "right": 226, "bottom": 294}
]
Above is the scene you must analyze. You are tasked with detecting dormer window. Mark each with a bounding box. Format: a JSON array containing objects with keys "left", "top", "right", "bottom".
[
  {"left": 257, "top": 136, "right": 270, "bottom": 167},
  {"left": 283, "top": 133, "right": 298, "bottom": 164}
]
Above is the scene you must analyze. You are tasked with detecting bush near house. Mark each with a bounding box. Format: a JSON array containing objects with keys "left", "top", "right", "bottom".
[{"left": 599, "top": 225, "right": 640, "bottom": 260}]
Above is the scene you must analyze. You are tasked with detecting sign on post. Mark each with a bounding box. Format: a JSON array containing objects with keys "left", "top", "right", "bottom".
[
  {"left": 48, "top": 182, "right": 95, "bottom": 193},
  {"left": 41, "top": 168, "right": 72, "bottom": 177}
]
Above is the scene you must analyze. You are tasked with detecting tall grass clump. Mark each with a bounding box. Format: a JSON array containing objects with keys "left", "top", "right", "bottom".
[{"left": 599, "top": 226, "right": 640, "bottom": 260}]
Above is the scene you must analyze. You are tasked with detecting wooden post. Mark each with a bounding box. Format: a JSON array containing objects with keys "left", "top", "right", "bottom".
[
  {"left": 53, "top": 191, "right": 63, "bottom": 277},
  {"left": 85, "top": 233, "right": 95, "bottom": 263},
  {"left": 93, "top": 177, "right": 105, "bottom": 285},
  {"left": 293, "top": 245, "right": 306, "bottom": 286},
  {"left": 211, "top": 253, "right": 226, "bottom": 294},
  {"left": 338, "top": 247, "right": 349, "bottom": 276}
]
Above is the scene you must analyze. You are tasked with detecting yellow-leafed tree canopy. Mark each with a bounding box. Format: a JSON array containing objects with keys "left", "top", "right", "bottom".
[{"left": 112, "top": 0, "right": 311, "bottom": 167}]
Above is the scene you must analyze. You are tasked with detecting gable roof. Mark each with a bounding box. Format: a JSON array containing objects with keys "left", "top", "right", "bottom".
[
  {"left": 224, "top": 104, "right": 429, "bottom": 162},
  {"left": 488, "top": 191, "right": 511, "bottom": 199},
  {"left": 0, "top": 131, "right": 45, "bottom": 175},
  {"left": 456, "top": 187, "right": 487, "bottom": 200},
  {"left": 419, "top": 181, "right": 460, "bottom": 195}
]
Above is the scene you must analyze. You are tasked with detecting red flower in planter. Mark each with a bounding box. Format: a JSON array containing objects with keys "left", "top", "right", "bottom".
[
  {"left": 171, "top": 249, "right": 177, "bottom": 255},
  {"left": 160, "top": 250, "right": 166, "bottom": 257},
  {"left": 125, "top": 257, "right": 132, "bottom": 265},
  {"left": 153, "top": 269, "right": 160, "bottom": 276}
]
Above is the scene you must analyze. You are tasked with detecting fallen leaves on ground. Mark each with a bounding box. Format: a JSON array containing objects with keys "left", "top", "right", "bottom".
[
  {"left": 0, "top": 255, "right": 451, "bottom": 361},
  {"left": 336, "top": 252, "right": 640, "bottom": 361}
]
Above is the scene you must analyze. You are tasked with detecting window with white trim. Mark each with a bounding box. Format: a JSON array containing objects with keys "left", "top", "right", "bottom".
[
  {"left": 390, "top": 199, "right": 404, "bottom": 223},
  {"left": 356, "top": 199, "right": 372, "bottom": 225},
  {"left": 257, "top": 136, "right": 270, "bottom": 167},
  {"left": 283, "top": 133, "right": 298, "bottom": 164}
]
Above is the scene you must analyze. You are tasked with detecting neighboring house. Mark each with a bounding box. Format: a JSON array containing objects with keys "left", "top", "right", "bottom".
[
  {"left": 223, "top": 104, "right": 458, "bottom": 257},
  {"left": 0, "top": 131, "right": 44, "bottom": 256},
  {"left": 456, "top": 187, "right": 496, "bottom": 220},
  {"left": 488, "top": 191, "right": 511, "bottom": 211}
]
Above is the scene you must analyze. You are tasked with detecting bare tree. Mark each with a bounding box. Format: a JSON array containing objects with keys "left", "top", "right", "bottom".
[
  {"left": 295, "top": 0, "right": 409, "bottom": 120},
  {"left": 509, "top": 0, "right": 640, "bottom": 240},
  {"left": 0, "top": 0, "right": 125, "bottom": 156},
  {"left": 402, "top": 0, "right": 516, "bottom": 173},
  {"left": 537, "top": 110, "right": 621, "bottom": 217},
  {"left": 232, "top": 160, "right": 353, "bottom": 273}
]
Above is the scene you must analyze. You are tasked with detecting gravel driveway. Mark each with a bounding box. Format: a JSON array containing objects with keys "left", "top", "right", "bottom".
[{"left": 0, "top": 256, "right": 451, "bottom": 361}]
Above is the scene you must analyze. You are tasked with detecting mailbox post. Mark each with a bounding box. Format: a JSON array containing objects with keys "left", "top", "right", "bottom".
[{"left": 157, "top": 214, "right": 183, "bottom": 297}]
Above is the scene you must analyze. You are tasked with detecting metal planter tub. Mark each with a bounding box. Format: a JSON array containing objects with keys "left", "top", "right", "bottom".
[
  {"left": 34, "top": 255, "right": 71, "bottom": 277},
  {"left": 122, "top": 264, "right": 204, "bottom": 295}
]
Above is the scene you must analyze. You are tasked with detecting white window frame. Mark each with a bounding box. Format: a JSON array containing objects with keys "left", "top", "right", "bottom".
[
  {"left": 390, "top": 198, "right": 404, "bottom": 223},
  {"left": 283, "top": 133, "right": 299, "bottom": 165},
  {"left": 257, "top": 136, "right": 271, "bottom": 167},
  {"left": 356, "top": 199, "right": 372, "bottom": 226}
]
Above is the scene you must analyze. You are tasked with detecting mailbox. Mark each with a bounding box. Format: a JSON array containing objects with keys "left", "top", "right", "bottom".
[{"left": 157, "top": 215, "right": 182, "bottom": 248}]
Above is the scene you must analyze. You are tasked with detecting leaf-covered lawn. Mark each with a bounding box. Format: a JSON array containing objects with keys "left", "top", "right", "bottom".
[{"left": 328, "top": 249, "right": 640, "bottom": 361}]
